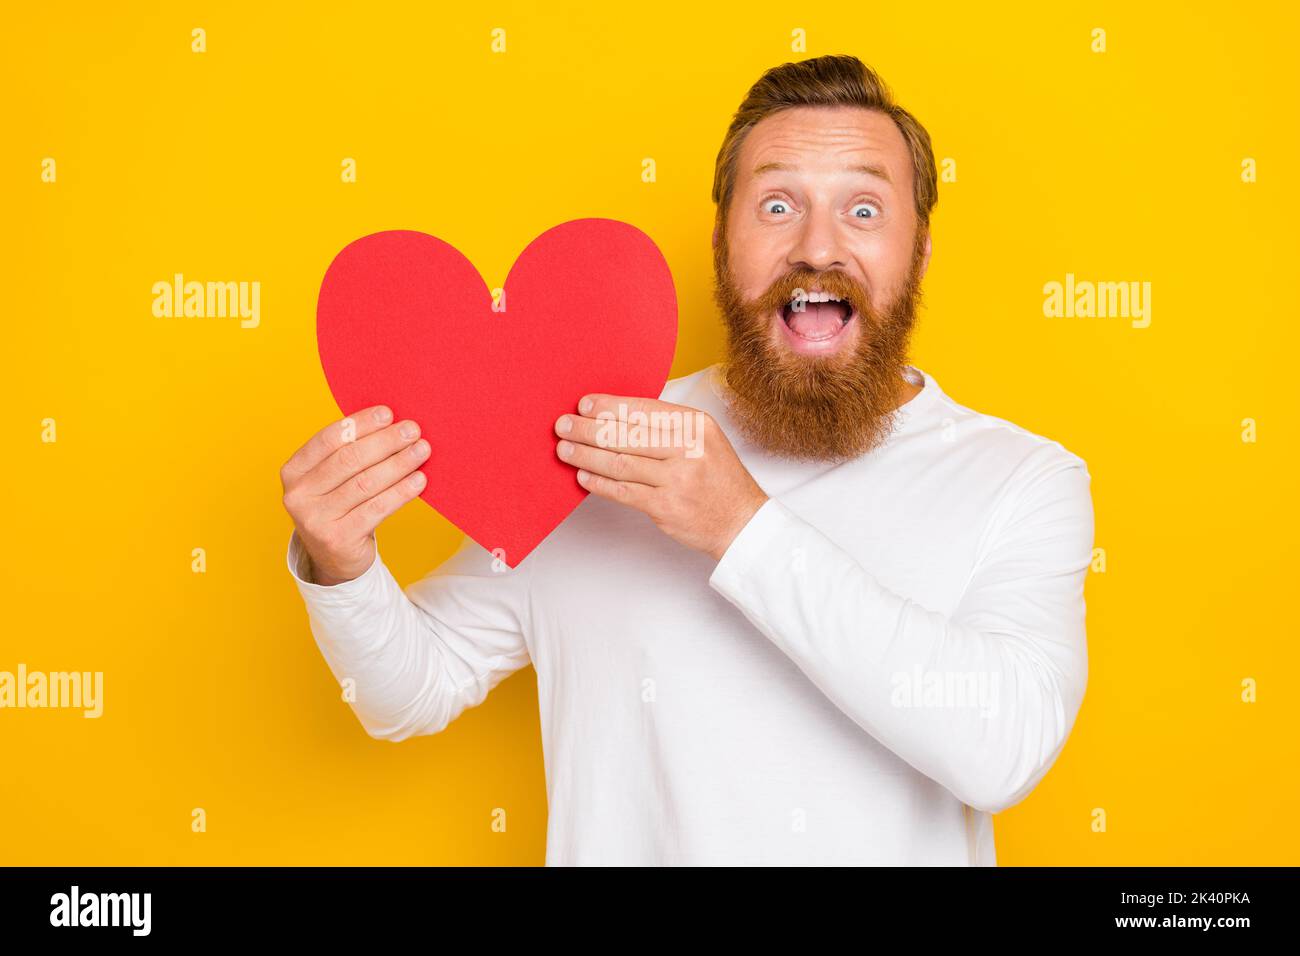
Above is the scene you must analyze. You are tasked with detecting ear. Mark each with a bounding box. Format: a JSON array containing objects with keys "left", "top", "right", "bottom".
[
  {"left": 919, "top": 230, "right": 932, "bottom": 280},
  {"left": 712, "top": 224, "right": 720, "bottom": 249}
]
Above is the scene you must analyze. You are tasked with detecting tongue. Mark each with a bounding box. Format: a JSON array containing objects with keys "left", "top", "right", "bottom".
[{"left": 787, "top": 301, "right": 845, "bottom": 339}]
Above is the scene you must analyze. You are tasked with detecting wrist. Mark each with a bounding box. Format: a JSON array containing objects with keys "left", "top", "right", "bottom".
[
  {"left": 300, "top": 539, "right": 371, "bottom": 587},
  {"left": 710, "top": 487, "right": 769, "bottom": 562},
  {"left": 310, "top": 565, "right": 356, "bottom": 587}
]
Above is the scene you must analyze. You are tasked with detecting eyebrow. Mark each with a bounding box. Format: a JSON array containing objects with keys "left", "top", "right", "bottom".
[{"left": 753, "top": 160, "right": 892, "bottom": 184}]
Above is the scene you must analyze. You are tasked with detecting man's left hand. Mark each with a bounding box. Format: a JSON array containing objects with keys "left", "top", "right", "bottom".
[{"left": 555, "top": 395, "right": 768, "bottom": 562}]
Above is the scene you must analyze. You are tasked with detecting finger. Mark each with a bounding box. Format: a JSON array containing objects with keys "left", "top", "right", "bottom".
[
  {"left": 305, "top": 419, "right": 423, "bottom": 496},
  {"left": 575, "top": 394, "right": 689, "bottom": 422},
  {"left": 557, "top": 438, "right": 664, "bottom": 486},
  {"left": 554, "top": 413, "right": 682, "bottom": 460},
  {"left": 560, "top": 395, "right": 708, "bottom": 460},
  {"left": 323, "top": 438, "right": 432, "bottom": 517},
  {"left": 341, "top": 468, "right": 428, "bottom": 537},
  {"left": 283, "top": 405, "right": 395, "bottom": 481},
  {"left": 574, "top": 467, "right": 654, "bottom": 512}
]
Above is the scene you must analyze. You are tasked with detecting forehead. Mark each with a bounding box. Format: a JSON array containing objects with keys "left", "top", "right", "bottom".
[{"left": 736, "top": 105, "right": 912, "bottom": 192}]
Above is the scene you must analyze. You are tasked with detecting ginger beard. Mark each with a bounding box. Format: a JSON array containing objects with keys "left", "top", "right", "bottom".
[{"left": 711, "top": 225, "right": 928, "bottom": 462}]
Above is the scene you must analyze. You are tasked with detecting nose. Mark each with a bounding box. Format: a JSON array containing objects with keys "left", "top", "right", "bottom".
[{"left": 786, "top": 206, "right": 849, "bottom": 273}]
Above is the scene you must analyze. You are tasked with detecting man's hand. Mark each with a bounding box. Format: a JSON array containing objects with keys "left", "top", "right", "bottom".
[
  {"left": 554, "top": 395, "right": 768, "bottom": 561},
  {"left": 280, "top": 405, "right": 430, "bottom": 585}
]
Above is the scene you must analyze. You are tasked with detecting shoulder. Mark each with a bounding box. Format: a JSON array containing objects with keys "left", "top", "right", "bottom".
[
  {"left": 912, "top": 374, "right": 1094, "bottom": 562},
  {"left": 920, "top": 370, "right": 1090, "bottom": 485},
  {"left": 657, "top": 365, "right": 717, "bottom": 405},
  {"left": 907, "top": 370, "right": 1094, "bottom": 543}
]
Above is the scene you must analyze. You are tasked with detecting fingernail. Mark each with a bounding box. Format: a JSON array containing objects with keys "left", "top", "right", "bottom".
[
  {"left": 578, "top": 397, "right": 594, "bottom": 415},
  {"left": 557, "top": 440, "right": 573, "bottom": 459},
  {"left": 375, "top": 407, "right": 392, "bottom": 424},
  {"left": 411, "top": 471, "right": 427, "bottom": 488},
  {"left": 399, "top": 421, "right": 419, "bottom": 440},
  {"left": 412, "top": 439, "right": 430, "bottom": 459},
  {"left": 556, "top": 415, "right": 572, "bottom": 434},
  {"left": 576, "top": 469, "right": 590, "bottom": 484}
]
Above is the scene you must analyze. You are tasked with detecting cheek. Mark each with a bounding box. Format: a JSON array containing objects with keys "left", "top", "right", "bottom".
[
  {"left": 858, "top": 236, "right": 916, "bottom": 306},
  {"left": 726, "top": 230, "right": 786, "bottom": 299}
]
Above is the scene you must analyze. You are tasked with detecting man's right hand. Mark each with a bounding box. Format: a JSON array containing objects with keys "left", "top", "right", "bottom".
[{"left": 280, "top": 405, "right": 430, "bottom": 585}]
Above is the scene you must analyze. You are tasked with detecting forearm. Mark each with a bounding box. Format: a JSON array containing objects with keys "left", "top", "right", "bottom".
[
  {"left": 288, "top": 532, "right": 484, "bottom": 741},
  {"left": 709, "top": 496, "right": 1090, "bottom": 813}
]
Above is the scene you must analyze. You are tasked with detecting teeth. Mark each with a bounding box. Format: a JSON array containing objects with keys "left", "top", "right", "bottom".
[{"left": 790, "top": 290, "right": 844, "bottom": 304}]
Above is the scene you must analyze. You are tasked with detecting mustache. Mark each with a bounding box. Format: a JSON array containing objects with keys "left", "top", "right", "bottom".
[{"left": 753, "top": 269, "right": 873, "bottom": 321}]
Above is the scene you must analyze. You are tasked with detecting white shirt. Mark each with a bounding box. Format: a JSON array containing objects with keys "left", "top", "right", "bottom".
[{"left": 287, "top": 364, "right": 1094, "bottom": 865}]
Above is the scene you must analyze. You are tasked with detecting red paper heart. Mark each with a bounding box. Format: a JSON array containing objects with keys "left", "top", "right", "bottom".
[{"left": 316, "top": 219, "right": 678, "bottom": 567}]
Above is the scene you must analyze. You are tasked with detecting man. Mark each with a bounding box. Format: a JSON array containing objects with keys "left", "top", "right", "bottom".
[{"left": 280, "top": 54, "right": 1093, "bottom": 865}]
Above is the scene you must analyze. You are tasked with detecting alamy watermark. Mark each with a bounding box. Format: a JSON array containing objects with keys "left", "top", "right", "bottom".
[
  {"left": 0, "top": 664, "right": 103, "bottom": 718},
  {"left": 890, "top": 667, "right": 1000, "bottom": 719},
  {"left": 1043, "top": 272, "right": 1151, "bottom": 328},
  {"left": 152, "top": 273, "right": 260, "bottom": 328},
  {"left": 50, "top": 886, "right": 150, "bottom": 936},
  {"left": 594, "top": 404, "right": 706, "bottom": 458}
]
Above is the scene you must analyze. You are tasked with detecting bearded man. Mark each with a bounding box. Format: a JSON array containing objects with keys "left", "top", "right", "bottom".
[{"left": 280, "top": 54, "right": 1094, "bottom": 866}]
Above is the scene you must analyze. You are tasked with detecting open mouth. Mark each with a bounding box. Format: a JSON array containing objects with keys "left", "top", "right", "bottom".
[{"left": 780, "top": 291, "right": 856, "bottom": 343}]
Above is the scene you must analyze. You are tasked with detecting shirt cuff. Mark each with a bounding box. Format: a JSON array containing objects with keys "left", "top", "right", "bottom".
[
  {"left": 285, "top": 529, "right": 385, "bottom": 606},
  {"left": 708, "top": 497, "right": 802, "bottom": 602}
]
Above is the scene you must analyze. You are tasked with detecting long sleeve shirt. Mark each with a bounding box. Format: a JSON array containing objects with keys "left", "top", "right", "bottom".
[{"left": 286, "top": 363, "right": 1094, "bottom": 865}]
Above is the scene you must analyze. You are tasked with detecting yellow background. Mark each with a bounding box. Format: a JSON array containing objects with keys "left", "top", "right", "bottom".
[{"left": 3, "top": 1, "right": 1296, "bottom": 865}]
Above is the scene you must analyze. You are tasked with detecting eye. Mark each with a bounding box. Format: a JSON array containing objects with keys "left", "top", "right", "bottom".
[
  {"left": 851, "top": 201, "right": 881, "bottom": 219},
  {"left": 761, "top": 195, "right": 792, "bottom": 215}
]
